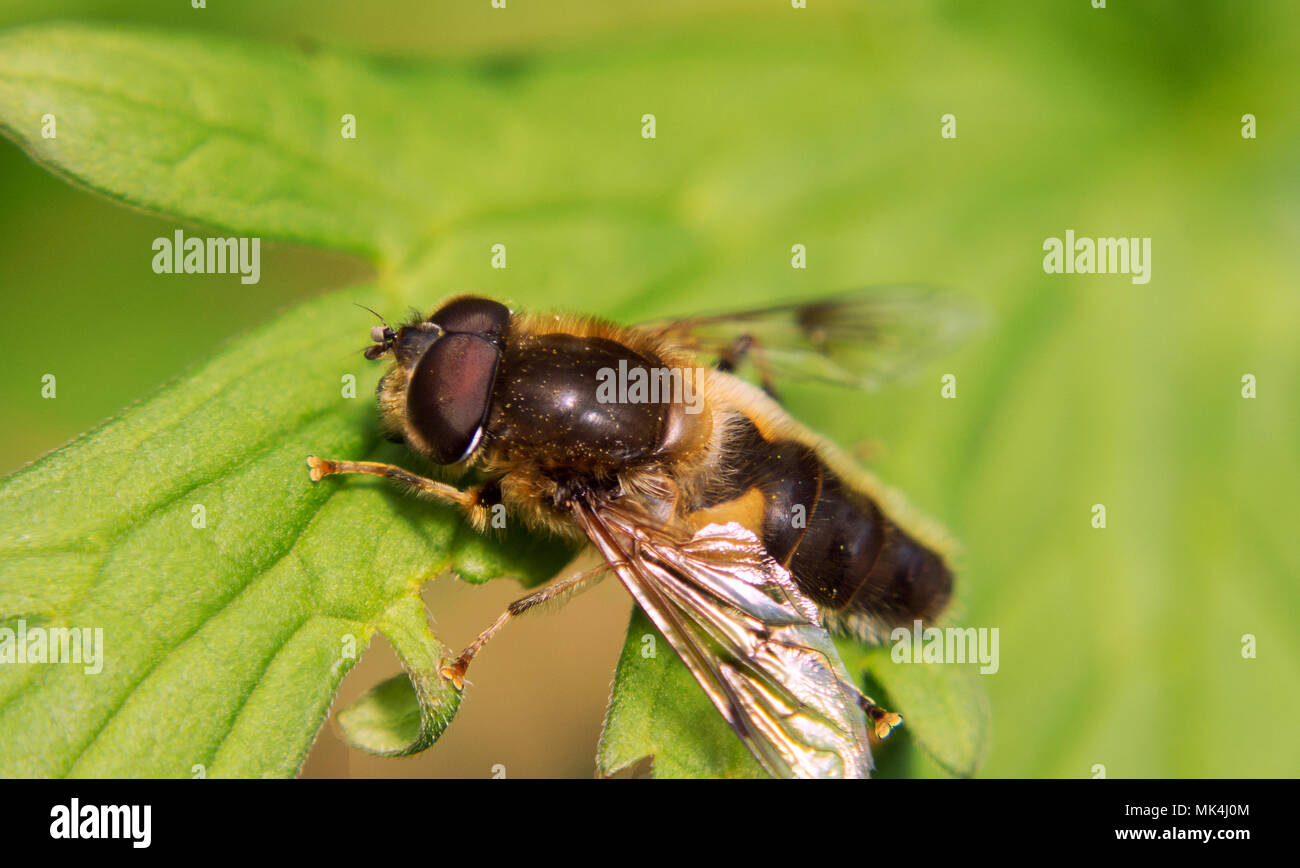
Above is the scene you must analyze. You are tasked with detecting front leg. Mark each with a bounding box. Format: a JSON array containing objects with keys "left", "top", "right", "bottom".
[{"left": 306, "top": 455, "right": 497, "bottom": 531}]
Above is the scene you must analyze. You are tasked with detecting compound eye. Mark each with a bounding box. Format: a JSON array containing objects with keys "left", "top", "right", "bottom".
[
  {"left": 407, "top": 333, "right": 500, "bottom": 464},
  {"left": 429, "top": 297, "right": 510, "bottom": 338}
]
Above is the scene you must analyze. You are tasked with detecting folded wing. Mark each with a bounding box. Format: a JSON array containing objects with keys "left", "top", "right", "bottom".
[{"left": 572, "top": 499, "right": 872, "bottom": 779}]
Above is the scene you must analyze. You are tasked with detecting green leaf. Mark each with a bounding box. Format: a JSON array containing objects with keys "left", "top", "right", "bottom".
[
  {"left": 597, "top": 608, "right": 768, "bottom": 779},
  {"left": 0, "top": 24, "right": 429, "bottom": 261},
  {"left": 334, "top": 597, "right": 461, "bottom": 757},
  {"left": 0, "top": 284, "right": 569, "bottom": 777}
]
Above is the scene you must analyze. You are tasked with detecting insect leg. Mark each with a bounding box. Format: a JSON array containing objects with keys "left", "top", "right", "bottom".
[
  {"left": 306, "top": 455, "right": 495, "bottom": 528},
  {"left": 856, "top": 692, "right": 904, "bottom": 741},
  {"left": 438, "top": 562, "right": 611, "bottom": 689}
]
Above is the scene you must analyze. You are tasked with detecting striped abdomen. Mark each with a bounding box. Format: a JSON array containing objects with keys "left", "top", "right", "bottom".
[{"left": 698, "top": 419, "right": 952, "bottom": 633}]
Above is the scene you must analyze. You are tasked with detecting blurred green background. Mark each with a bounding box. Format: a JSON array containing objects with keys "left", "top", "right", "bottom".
[{"left": 0, "top": 0, "right": 1296, "bottom": 778}]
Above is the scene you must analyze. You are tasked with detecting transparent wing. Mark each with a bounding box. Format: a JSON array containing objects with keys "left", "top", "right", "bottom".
[
  {"left": 641, "top": 286, "right": 979, "bottom": 391},
  {"left": 571, "top": 499, "right": 872, "bottom": 779}
]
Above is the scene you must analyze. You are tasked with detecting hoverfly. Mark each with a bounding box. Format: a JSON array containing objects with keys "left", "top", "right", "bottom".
[{"left": 307, "top": 288, "right": 971, "bottom": 778}]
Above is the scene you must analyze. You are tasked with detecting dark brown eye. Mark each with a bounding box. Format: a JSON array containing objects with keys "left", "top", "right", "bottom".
[
  {"left": 407, "top": 333, "right": 501, "bottom": 464},
  {"left": 429, "top": 297, "right": 510, "bottom": 337}
]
